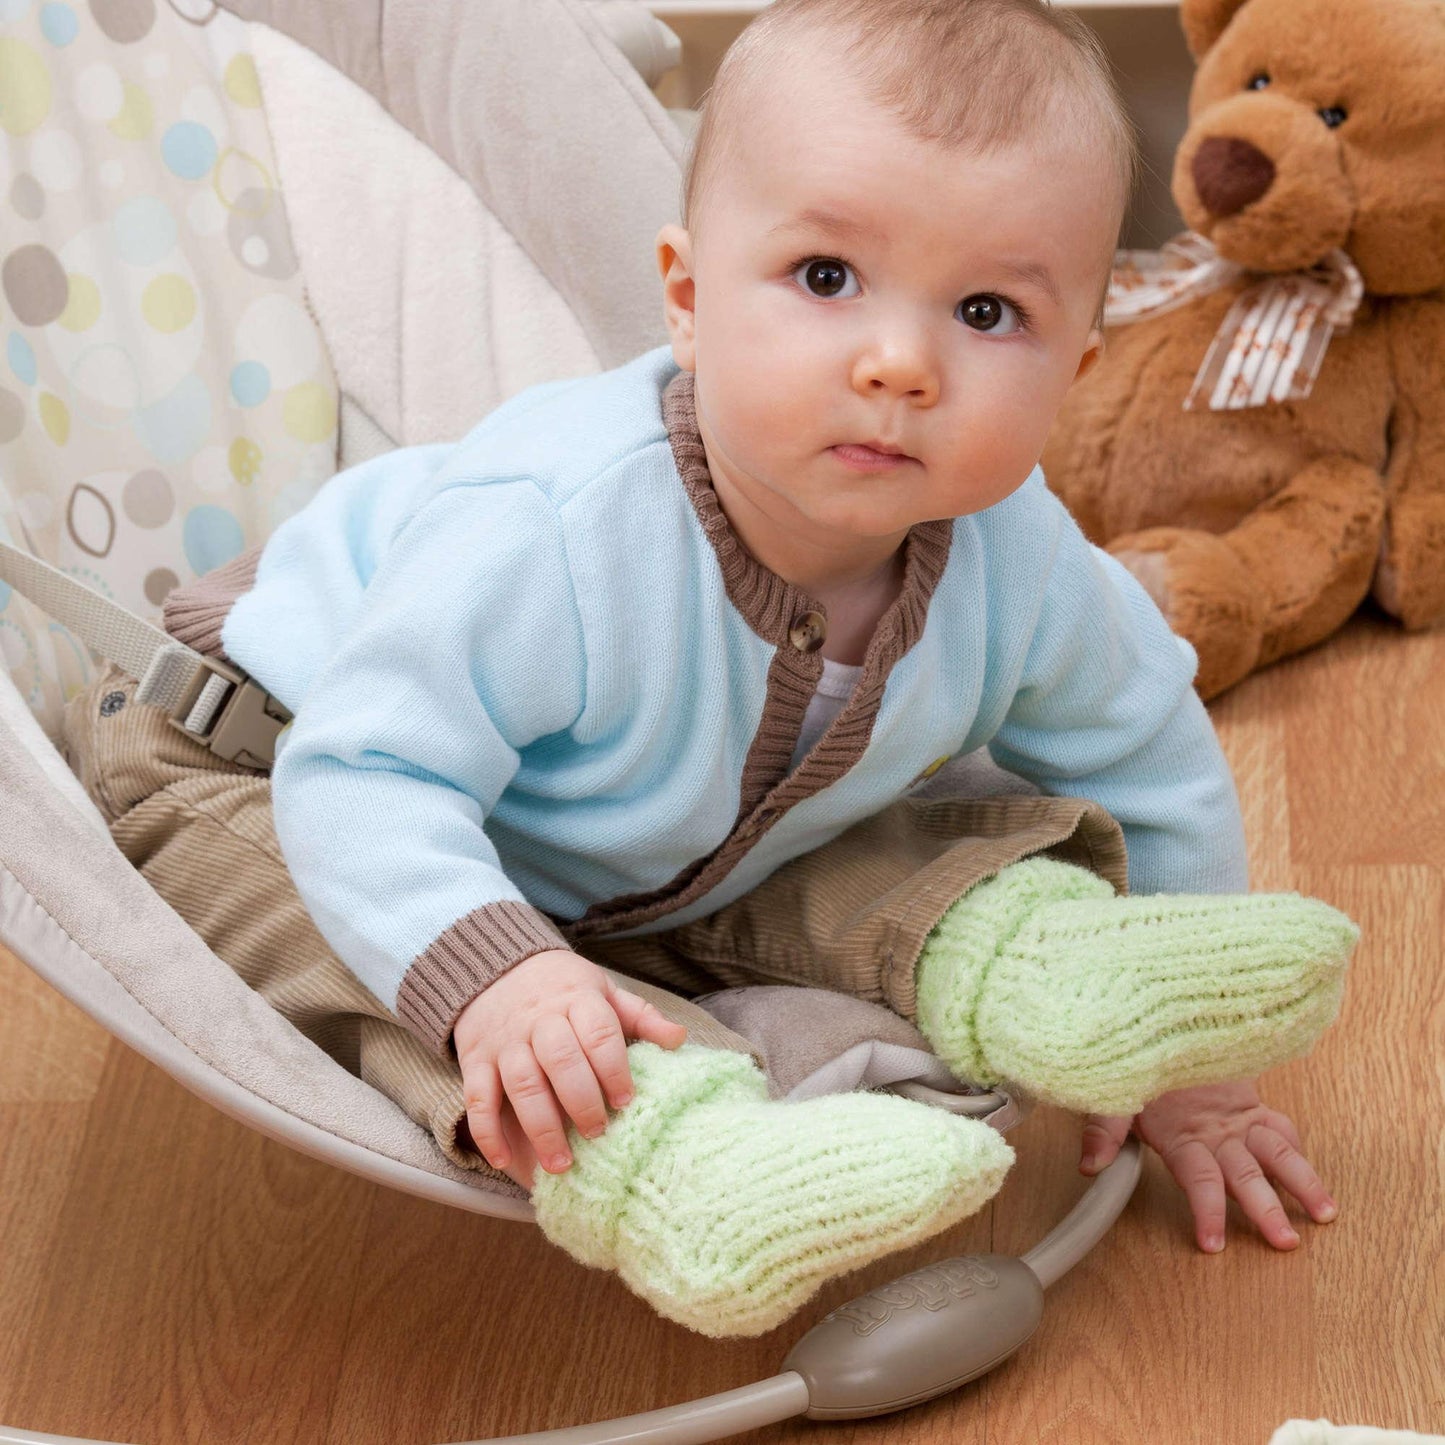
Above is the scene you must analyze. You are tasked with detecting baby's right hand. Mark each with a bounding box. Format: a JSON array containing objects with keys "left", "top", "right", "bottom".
[{"left": 452, "top": 948, "right": 687, "bottom": 1190}]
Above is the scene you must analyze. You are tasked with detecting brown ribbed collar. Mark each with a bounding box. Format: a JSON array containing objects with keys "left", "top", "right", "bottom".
[
  {"left": 567, "top": 370, "right": 953, "bottom": 940},
  {"left": 661, "top": 367, "right": 953, "bottom": 665}
]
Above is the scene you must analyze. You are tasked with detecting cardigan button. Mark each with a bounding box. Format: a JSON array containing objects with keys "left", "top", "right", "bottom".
[{"left": 789, "top": 610, "right": 827, "bottom": 652}]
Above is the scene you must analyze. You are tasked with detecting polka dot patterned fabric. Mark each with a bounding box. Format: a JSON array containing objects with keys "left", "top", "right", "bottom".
[{"left": 0, "top": 0, "right": 338, "bottom": 737}]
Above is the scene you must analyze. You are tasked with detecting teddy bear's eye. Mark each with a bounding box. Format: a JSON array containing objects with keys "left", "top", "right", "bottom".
[
  {"left": 1318, "top": 106, "right": 1348, "bottom": 128},
  {"left": 1246, "top": 72, "right": 1270, "bottom": 90}
]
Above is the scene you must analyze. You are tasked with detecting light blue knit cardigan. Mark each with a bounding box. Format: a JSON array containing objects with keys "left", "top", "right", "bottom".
[{"left": 215, "top": 346, "right": 1247, "bottom": 1048}]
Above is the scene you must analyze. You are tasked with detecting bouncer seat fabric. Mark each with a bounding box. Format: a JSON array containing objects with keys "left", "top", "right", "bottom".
[{"left": 0, "top": 0, "right": 685, "bottom": 739}]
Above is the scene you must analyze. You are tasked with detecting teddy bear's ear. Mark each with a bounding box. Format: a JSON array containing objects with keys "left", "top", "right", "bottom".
[{"left": 1180, "top": 0, "right": 1253, "bottom": 58}]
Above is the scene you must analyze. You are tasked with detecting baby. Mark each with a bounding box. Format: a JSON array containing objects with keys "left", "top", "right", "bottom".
[{"left": 67, "top": 0, "right": 1357, "bottom": 1339}]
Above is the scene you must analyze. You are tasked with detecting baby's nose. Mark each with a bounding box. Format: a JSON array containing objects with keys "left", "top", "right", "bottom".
[{"left": 852, "top": 344, "right": 938, "bottom": 403}]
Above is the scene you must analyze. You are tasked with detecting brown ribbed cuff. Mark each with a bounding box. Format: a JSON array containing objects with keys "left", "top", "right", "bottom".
[
  {"left": 396, "top": 900, "right": 570, "bottom": 1055},
  {"left": 161, "top": 544, "right": 264, "bottom": 664}
]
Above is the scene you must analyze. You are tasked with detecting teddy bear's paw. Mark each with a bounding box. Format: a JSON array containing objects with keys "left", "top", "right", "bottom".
[
  {"left": 1109, "top": 528, "right": 1266, "bottom": 696},
  {"left": 1374, "top": 502, "right": 1445, "bottom": 630},
  {"left": 1112, "top": 546, "right": 1172, "bottom": 613}
]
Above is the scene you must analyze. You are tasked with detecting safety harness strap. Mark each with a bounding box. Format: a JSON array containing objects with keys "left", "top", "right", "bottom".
[{"left": 0, "top": 538, "right": 290, "bottom": 768}]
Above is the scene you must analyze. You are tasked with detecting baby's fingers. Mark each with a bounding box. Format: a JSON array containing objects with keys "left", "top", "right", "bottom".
[
  {"left": 1079, "top": 1113, "right": 1132, "bottom": 1175},
  {"left": 564, "top": 992, "right": 636, "bottom": 1114},
  {"left": 462, "top": 1058, "right": 511, "bottom": 1170},
  {"left": 609, "top": 985, "right": 688, "bottom": 1050},
  {"left": 1218, "top": 1135, "right": 1299, "bottom": 1250},
  {"left": 533, "top": 1012, "right": 610, "bottom": 1142},
  {"left": 1160, "top": 1138, "right": 1229, "bottom": 1252},
  {"left": 1246, "top": 1123, "right": 1339, "bottom": 1227},
  {"left": 1263, "top": 1107, "right": 1304, "bottom": 1154},
  {"left": 498, "top": 1043, "right": 574, "bottom": 1175}
]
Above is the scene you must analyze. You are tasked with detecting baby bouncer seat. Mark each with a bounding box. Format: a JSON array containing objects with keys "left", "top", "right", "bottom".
[{"left": 0, "top": 2, "right": 1141, "bottom": 1440}]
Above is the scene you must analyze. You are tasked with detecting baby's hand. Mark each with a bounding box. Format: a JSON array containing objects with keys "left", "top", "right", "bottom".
[
  {"left": 452, "top": 949, "right": 687, "bottom": 1190},
  {"left": 1077, "top": 1080, "right": 1338, "bottom": 1253}
]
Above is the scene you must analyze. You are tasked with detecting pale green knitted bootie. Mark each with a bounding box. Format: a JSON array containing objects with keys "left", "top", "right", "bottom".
[
  {"left": 529, "top": 1040, "right": 1015, "bottom": 1338},
  {"left": 914, "top": 856, "right": 1358, "bottom": 1115}
]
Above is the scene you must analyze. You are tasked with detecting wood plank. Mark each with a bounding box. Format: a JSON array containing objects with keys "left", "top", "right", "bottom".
[
  {"left": 0, "top": 935, "right": 110, "bottom": 1105},
  {"left": 0, "top": 1103, "right": 96, "bottom": 1427},
  {"left": 2, "top": 1037, "right": 372, "bottom": 1444},
  {"left": 1283, "top": 614, "right": 1445, "bottom": 869},
  {"left": 1295, "top": 863, "right": 1445, "bottom": 1435}
]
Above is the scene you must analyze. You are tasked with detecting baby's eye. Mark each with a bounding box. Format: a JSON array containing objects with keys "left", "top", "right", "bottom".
[
  {"left": 794, "top": 257, "right": 860, "bottom": 299},
  {"left": 956, "top": 294, "right": 1023, "bottom": 335}
]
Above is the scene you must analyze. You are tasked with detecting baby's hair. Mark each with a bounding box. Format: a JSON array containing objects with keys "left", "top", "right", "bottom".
[{"left": 682, "top": 0, "right": 1140, "bottom": 314}]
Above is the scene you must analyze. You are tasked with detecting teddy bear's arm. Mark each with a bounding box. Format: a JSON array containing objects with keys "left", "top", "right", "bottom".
[
  {"left": 1225, "top": 459, "right": 1387, "bottom": 667},
  {"left": 1374, "top": 295, "right": 1445, "bottom": 629},
  {"left": 1111, "top": 457, "right": 1385, "bottom": 698}
]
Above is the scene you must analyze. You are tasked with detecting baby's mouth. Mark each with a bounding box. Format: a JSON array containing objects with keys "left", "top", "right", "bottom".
[{"left": 831, "top": 442, "right": 916, "bottom": 470}]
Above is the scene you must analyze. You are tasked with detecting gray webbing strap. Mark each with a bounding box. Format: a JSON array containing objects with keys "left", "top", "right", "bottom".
[
  {"left": 0, "top": 537, "right": 194, "bottom": 701},
  {"left": 0, "top": 537, "right": 285, "bottom": 755}
]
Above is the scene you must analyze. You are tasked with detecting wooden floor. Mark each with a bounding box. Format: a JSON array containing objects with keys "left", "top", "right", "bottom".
[{"left": 1, "top": 605, "right": 1442, "bottom": 1445}]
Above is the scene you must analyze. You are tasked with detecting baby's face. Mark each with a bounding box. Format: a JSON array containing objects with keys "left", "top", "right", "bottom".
[{"left": 661, "top": 49, "right": 1120, "bottom": 549}]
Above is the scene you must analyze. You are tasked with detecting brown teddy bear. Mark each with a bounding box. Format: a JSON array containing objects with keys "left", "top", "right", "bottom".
[{"left": 1041, "top": 0, "right": 1445, "bottom": 698}]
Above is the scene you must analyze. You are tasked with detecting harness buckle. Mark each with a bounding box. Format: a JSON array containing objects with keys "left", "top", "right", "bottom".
[{"left": 166, "top": 654, "right": 293, "bottom": 770}]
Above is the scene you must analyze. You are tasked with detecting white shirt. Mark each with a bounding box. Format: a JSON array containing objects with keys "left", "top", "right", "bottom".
[{"left": 788, "top": 657, "right": 864, "bottom": 773}]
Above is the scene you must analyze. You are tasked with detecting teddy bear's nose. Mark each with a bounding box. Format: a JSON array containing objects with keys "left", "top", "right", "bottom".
[{"left": 1191, "top": 136, "right": 1277, "bottom": 217}]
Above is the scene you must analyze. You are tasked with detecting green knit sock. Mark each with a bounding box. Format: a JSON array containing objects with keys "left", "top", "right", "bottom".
[
  {"left": 529, "top": 1040, "right": 1015, "bottom": 1339},
  {"left": 914, "top": 856, "right": 1357, "bottom": 1116}
]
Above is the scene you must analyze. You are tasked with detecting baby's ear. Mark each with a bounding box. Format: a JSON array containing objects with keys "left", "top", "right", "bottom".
[
  {"left": 656, "top": 223, "right": 697, "bottom": 372},
  {"left": 1180, "top": 0, "right": 1253, "bottom": 59},
  {"left": 1072, "top": 326, "right": 1105, "bottom": 386}
]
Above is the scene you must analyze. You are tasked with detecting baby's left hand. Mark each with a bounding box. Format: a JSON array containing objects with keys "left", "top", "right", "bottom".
[{"left": 1077, "top": 1080, "right": 1338, "bottom": 1253}]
